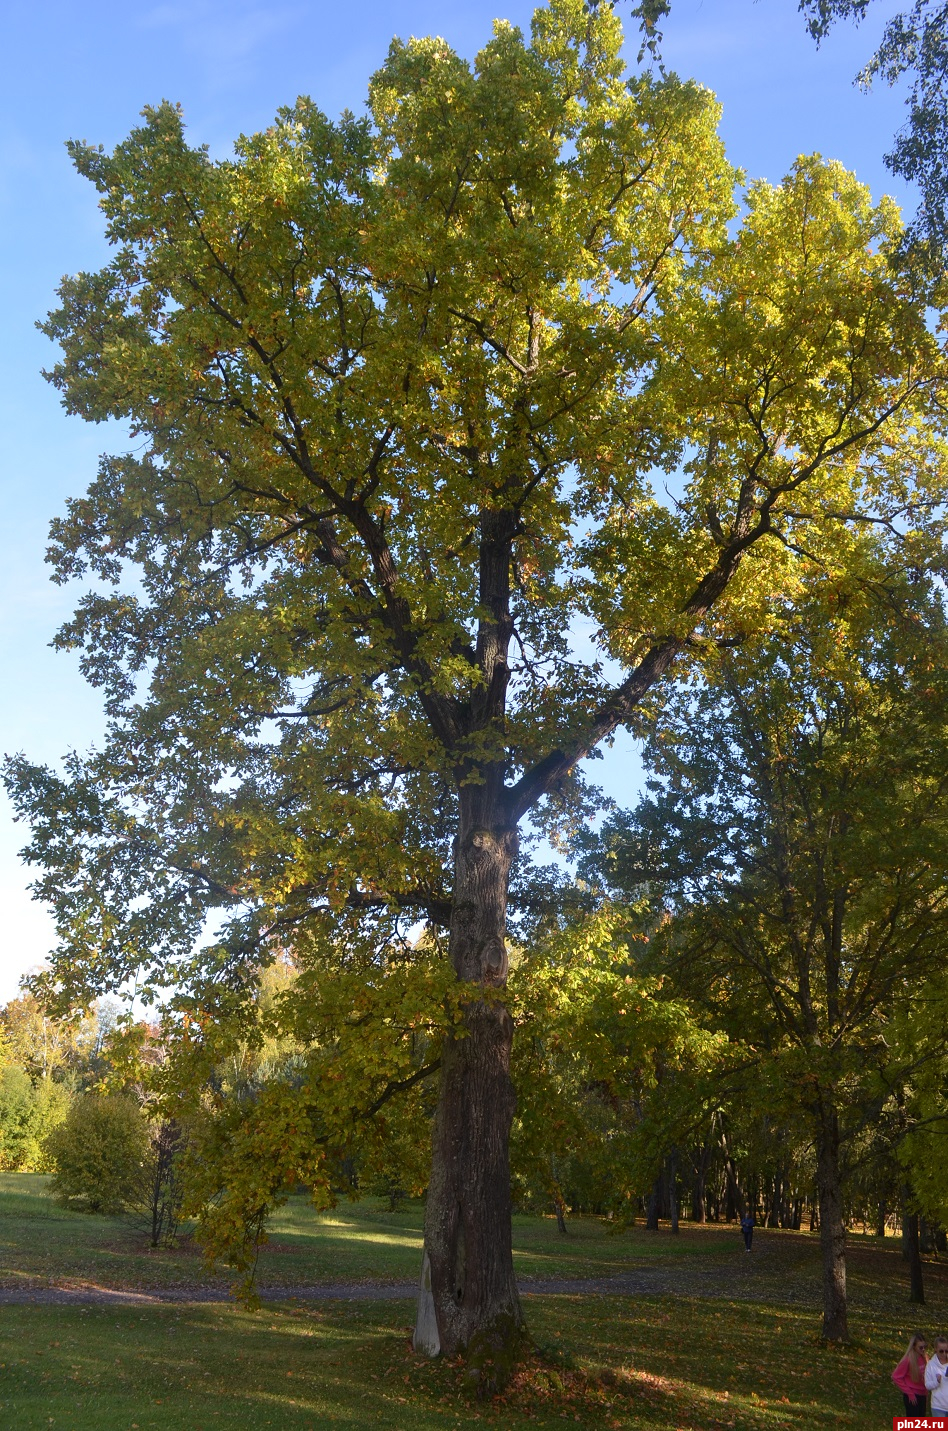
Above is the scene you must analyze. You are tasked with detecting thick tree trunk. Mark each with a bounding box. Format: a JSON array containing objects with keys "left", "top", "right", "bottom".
[
  {"left": 901, "top": 1191, "right": 925, "bottom": 1305},
  {"left": 414, "top": 794, "right": 524, "bottom": 1383},
  {"left": 816, "top": 1108, "right": 849, "bottom": 1342}
]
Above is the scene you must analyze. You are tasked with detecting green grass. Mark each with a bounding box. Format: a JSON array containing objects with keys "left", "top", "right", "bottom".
[
  {"left": 0, "top": 1173, "right": 944, "bottom": 1428},
  {"left": 0, "top": 1173, "right": 755, "bottom": 1293},
  {"left": 0, "top": 1290, "right": 934, "bottom": 1429}
]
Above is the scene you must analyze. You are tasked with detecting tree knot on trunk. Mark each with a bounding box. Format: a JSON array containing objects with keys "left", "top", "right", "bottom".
[
  {"left": 465, "top": 826, "right": 518, "bottom": 862},
  {"left": 481, "top": 935, "right": 508, "bottom": 984}
]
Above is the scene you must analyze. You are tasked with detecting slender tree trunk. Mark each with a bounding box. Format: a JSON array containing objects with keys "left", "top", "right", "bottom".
[
  {"left": 721, "top": 1133, "right": 743, "bottom": 1220},
  {"left": 691, "top": 1143, "right": 710, "bottom": 1223},
  {"left": 646, "top": 1172, "right": 662, "bottom": 1230},
  {"left": 876, "top": 1200, "right": 887, "bottom": 1238},
  {"left": 668, "top": 1150, "right": 679, "bottom": 1235},
  {"left": 551, "top": 1161, "right": 568, "bottom": 1237},
  {"left": 414, "top": 790, "right": 523, "bottom": 1381},
  {"left": 816, "top": 1108, "right": 849, "bottom": 1342},
  {"left": 902, "top": 1190, "right": 925, "bottom": 1305}
]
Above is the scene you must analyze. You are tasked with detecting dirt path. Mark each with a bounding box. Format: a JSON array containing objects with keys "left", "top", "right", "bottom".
[
  {"left": 3, "top": 1235, "right": 921, "bottom": 1310},
  {"left": 0, "top": 1257, "right": 821, "bottom": 1308}
]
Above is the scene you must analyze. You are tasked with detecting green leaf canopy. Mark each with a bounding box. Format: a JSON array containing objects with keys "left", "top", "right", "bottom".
[{"left": 7, "top": 0, "right": 947, "bottom": 1007}]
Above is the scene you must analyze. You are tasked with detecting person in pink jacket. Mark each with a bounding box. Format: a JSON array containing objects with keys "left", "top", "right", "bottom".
[{"left": 893, "top": 1331, "right": 928, "bottom": 1414}]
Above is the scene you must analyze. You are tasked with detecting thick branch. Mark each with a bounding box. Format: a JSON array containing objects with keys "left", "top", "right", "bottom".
[
  {"left": 361, "top": 1059, "right": 443, "bottom": 1120},
  {"left": 507, "top": 384, "right": 929, "bottom": 823},
  {"left": 345, "top": 888, "right": 454, "bottom": 928}
]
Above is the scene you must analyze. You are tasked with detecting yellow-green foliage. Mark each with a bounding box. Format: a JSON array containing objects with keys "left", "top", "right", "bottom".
[
  {"left": 510, "top": 908, "right": 728, "bottom": 1213},
  {"left": 0, "top": 1067, "right": 70, "bottom": 1172},
  {"left": 6, "top": 0, "right": 948, "bottom": 1299},
  {"left": 0, "top": 993, "right": 98, "bottom": 1083},
  {"left": 10, "top": 0, "right": 946, "bottom": 1019},
  {"left": 45, "top": 1094, "right": 150, "bottom": 1213},
  {"left": 150, "top": 940, "right": 463, "bottom": 1296}
]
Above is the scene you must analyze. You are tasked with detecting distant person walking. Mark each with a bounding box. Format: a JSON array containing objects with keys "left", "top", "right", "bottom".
[
  {"left": 926, "top": 1336, "right": 948, "bottom": 1417},
  {"left": 892, "top": 1332, "right": 928, "bottom": 1414},
  {"left": 740, "top": 1212, "right": 754, "bottom": 1252}
]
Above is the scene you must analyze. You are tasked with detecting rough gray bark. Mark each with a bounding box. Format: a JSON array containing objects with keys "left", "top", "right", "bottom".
[
  {"left": 415, "top": 784, "right": 524, "bottom": 1369},
  {"left": 721, "top": 1131, "right": 743, "bottom": 1220},
  {"left": 552, "top": 1171, "right": 569, "bottom": 1236},
  {"left": 410, "top": 443, "right": 794, "bottom": 1370}
]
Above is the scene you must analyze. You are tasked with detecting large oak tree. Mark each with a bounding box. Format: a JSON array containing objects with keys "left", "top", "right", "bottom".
[{"left": 6, "top": 0, "right": 947, "bottom": 1374}]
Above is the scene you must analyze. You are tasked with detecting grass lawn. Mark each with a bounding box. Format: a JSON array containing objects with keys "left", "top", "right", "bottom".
[
  {"left": 0, "top": 1173, "right": 943, "bottom": 1429},
  {"left": 0, "top": 1292, "right": 931, "bottom": 1429},
  {"left": 0, "top": 1174, "right": 777, "bottom": 1293}
]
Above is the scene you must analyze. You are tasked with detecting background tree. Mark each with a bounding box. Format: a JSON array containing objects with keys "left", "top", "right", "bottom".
[
  {"left": 145, "top": 1119, "right": 188, "bottom": 1249},
  {"left": 588, "top": 561, "right": 948, "bottom": 1339},
  {"left": 801, "top": 0, "right": 948, "bottom": 268},
  {"left": 886, "top": 978, "right": 948, "bottom": 1299},
  {"left": 510, "top": 908, "right": 729, "bottom": 1229},
  {"left": 0, "top": 992, "right": 98, "bottom": 1084},
  {"left": 0, "top": 1064, "right": 69, "bottom": 1171},
  {"left": 5, "top": 0, "right": 947, "bottom": 1376}
]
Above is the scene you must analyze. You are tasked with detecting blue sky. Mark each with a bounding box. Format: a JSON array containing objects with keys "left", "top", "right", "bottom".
[{"left": 0, "top": 0, "right": 915, "bottom": 1001}]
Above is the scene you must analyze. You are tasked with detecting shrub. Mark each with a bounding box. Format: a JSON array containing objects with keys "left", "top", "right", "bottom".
[
  {"left": 45, "top": 1093, "right": 149, "bottom": 1212},
  {"left": 0, "top": 1068, "right": 70, "bottom": 1170}
]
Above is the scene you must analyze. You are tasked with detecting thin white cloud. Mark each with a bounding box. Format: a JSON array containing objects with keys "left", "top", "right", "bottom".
[{"left": 137, "top": 1, "right": 303, "bottom": 86}]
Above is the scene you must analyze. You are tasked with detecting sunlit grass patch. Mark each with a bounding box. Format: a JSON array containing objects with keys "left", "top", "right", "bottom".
[
  {"left": 527, "top": 1292, "right": 927, "bottom": 1429},
  {"left": 0, "top": 1173, "right": 944, "bottom": 1429},
  {"left": 0, "top": 1173, "right": 745, "bottom": 1293},
  {"left": 0, "top": 1283, "right": 936, "bottom": 1429}
]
